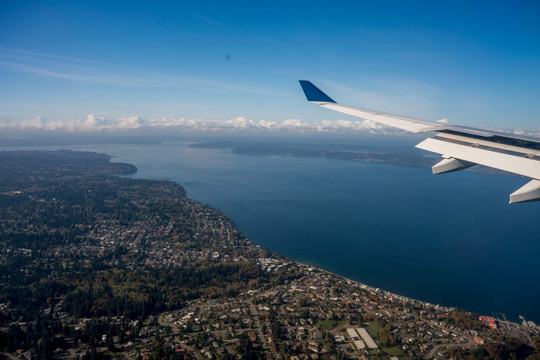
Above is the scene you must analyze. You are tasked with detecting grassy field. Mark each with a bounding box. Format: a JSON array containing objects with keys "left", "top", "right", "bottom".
[
  {"left": 366, "top": 321, "right": 380, "bottom": 338},
  {"left": 319, "top": 319, "right": 345, "bottom": 330},
  {"left": 383, "top": 345, "right": 405, "bottom": 356}
]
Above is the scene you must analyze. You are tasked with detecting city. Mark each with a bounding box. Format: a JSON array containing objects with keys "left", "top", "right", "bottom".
[{"left": 1, "top": 151, "right": 538, "bottom": 359}]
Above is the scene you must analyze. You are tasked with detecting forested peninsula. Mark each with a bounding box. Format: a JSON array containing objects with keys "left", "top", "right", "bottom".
[{"left": 190, "top": 141, "right": 510, "bottom": 176}]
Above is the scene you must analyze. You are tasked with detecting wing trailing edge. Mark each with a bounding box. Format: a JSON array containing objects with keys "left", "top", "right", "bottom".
[{"left": 299, "top": 80, "right": 540, "bottom": 204}]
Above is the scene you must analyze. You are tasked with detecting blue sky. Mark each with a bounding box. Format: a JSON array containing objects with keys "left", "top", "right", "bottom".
[{"left": 1, "top": 0, "right": 540, "bottom": 133}]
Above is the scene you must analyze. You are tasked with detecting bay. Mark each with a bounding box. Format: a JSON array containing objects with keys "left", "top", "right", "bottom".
[{"left": 4, "top": 140, "right": 539, "bottom": 323}]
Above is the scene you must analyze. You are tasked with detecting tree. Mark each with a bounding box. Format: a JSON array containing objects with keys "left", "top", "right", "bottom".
[{"left": 378, "top": 327, "right": 397, "bottom": 347}]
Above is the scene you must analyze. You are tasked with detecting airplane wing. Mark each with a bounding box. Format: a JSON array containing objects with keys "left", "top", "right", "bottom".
[{"left": 299, "top": 80, "right": 540, "bottom": 204}]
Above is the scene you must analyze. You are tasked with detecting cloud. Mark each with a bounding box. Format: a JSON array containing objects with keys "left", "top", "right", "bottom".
[
  {"left": 0, "top": 48, "right": 276, "bottom": 94},
  {"left": 190, "top": 12, "right": 224, "bottom": 26},
  {"left": 3, "top": 114, "right": 539, "bottom": 140},
  {"left": 0, "top": 115, "right": 405, "bottom": 135},
  {"left": 512, "top": 127, "right": 540, "bottom": 138},
  {"left": 0, "top": 115, "right": 143, "bottom": 132},
  {"left": 3, "top": 114, "right": 539, "bottom": 139}
]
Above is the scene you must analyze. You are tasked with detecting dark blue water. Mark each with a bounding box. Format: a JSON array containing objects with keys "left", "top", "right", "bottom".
[{"left": 5, "top": 141, "right": 540, "bottom": 322}]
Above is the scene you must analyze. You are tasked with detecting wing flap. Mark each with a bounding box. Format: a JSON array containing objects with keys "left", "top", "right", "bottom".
[
  {"left": 509, "top": 180, "right": 540, "bottom": 204},
  {"left": 416, "top": 136, "right": 540, "bottom": 180}
]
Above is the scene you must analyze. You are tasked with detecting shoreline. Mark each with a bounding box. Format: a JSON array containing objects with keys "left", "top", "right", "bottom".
[
  {"left": 294, "top": 260, "right": 454, "bottom": 313},
  {"left": 1, "top": 146, "right": 537, "bottom": 323},
  {"left": 1, "top": 149, "right": 538, "bottom": 359}
]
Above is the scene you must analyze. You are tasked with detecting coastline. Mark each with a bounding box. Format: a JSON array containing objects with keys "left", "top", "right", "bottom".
[
  {"left": 294, "top": 260, "right": 455, "bottom": 313},
  {"left": 1, "top": 149, "right": 538, "bottom": 359},
  {"left": 1, "top": 144, "right": 538, "bottom": 322}
]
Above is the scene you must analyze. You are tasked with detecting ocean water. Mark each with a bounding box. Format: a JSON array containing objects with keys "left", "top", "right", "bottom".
[{"left": 4, "top": 141, "right": 540, "bottom": 322}]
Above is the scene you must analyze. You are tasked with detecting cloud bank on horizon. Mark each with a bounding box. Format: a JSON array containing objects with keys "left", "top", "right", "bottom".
[
  {"left": 0, "top": 114, "right": 403, "bottom": 135},
  {"left": 2, "top": 114, "right": 539, "bottom": 138}
]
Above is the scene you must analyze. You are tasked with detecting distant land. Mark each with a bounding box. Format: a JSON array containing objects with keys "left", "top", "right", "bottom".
[
  {"left": 0, "top": 150, "right": 537, "bottom": 360},
  {"left": 189, "top": 141, "right": 511, "bottom": 176}
]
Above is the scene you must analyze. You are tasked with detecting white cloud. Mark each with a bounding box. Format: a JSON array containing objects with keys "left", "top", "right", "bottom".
[
  {"left": 512, "top": 127, "right": 540, "bottom": 138},
  {"left": 0, "top": 114, "right": 143, "bottom": 132},
  {"left": 0, "top": 114, "right": 404, "bottom": 135},
  {"left": 4, "top": 114, "right": 538, "bottom": 138}
]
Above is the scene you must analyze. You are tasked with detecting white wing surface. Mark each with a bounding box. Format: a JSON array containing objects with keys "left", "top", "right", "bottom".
[{"left": 299, "top": 80, "right": 540, "bottom": 204}]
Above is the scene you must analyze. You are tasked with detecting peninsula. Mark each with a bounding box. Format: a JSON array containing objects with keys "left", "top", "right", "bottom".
[{"left": 190, "top": 141, "right": 510, "bottom": 176}]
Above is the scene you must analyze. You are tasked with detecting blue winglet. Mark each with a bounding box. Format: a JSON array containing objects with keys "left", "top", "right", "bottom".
[{"left": 299, "top": 80, "right": 336, "bottom": 103}]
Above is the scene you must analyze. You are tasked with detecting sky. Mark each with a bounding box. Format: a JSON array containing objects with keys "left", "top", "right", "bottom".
[{"left": 1, "top": 0, "right": 540, "bottom": 135}]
